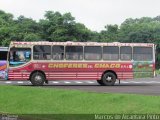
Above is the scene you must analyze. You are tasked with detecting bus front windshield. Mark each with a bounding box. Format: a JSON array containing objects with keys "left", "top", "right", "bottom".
[{"left": 9, "top": 48, "right": 31, "bottom": 67}]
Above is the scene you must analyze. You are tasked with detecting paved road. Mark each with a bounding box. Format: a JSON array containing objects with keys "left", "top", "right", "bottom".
[{"left": 1, "top": 76, "right": 160, "bottom": 95}]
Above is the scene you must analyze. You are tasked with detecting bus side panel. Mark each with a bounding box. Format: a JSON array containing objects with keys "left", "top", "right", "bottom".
[
  {"left": 8, "top": 62, "right": 134, "bottom": 80},
  {"left": 8, "top": 63, "right": 31, "bottom": 80},
  {"left": 0, "top": 60, "right": 7, "bottom": 79}
]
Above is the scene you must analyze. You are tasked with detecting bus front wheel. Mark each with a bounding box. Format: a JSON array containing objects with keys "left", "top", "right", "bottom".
[
  {"left": 97, "top": 80, "right": 105, "bottom": 86},
  {"left": 102, "top": 72, "right": 116, "bottom": 86},
  {"left": 30, "top": 72, "right": 45, "bottom": 86}
]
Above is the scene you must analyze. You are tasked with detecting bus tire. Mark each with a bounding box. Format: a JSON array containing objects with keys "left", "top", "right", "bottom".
[
  {"left": 102, "top": 72, "right": 116, "bottom": 86},
  {"left": 30, "top": 72, "right": 45, "bottom": 86},
  {"left": 97, "top": 80, "right": 105, "bottom": 86}
]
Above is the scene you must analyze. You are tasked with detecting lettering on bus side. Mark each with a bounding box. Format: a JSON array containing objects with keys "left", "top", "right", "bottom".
[
  {"left": 48, "top": 63, "right": 88, "bottom": 68},
  {"left": 48, "top": 63, "right": 121, "bottom": 69},
  {"left": 94, "top": 64, "right": 121, "bottom": 68}
]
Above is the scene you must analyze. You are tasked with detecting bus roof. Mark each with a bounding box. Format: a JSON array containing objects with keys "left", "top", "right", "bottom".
[{"left": 10, "top": 41, "right": 154, "bottom": 47}]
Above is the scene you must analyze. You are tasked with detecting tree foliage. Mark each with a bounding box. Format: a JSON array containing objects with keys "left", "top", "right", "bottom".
[
  {"left": 39, "top": 11, "right": 91, "bottom": 42},
  {"left": 0, "top": 10, "right": 160, "bottom": 47}
]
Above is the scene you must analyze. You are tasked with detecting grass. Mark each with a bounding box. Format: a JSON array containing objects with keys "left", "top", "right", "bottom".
[{"left": 0, "top": 85, "right": 160, "bottom": 119}]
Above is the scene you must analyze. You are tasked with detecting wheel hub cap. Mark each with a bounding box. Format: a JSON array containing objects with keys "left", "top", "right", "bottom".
[{"left": 35, "top": 75, "right": 42, "bottom": 82}]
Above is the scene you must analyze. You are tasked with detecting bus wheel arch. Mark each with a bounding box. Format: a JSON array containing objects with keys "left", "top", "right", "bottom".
[
  {"left": 29, "top": 70, "right": 47, "bottom": 86},
  {"left": 100, "top": 70, "right": 117, "bottom": 86}
]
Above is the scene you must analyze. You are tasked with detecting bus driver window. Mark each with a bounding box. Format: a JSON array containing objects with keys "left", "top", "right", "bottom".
[{"left": 9, "top": 48, "right": 31, "bottom": 67}]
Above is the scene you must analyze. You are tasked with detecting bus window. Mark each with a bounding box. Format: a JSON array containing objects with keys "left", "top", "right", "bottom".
[
  {"left": 65, "top": 46, "right": 83, "bottom": 60},
  {"left": 120, "top": 46, "right": 132, "bottom": 60},
  {"left": 103, "top": 46, "right": 119, "bottom": 60},
  {"left": 84, "top": 46, "right": 102, "bottom": 60},
  {"left": 33, "top": 45, "right": 51, "bottom": 60},
  {"left": 9, "top": 48, "right": 31, "bottom": 67},
  {"left": 0, "top": 51, "right": 7, "bottom": 60},
  {"left": 52, "top": 46, "right": 64, "bottom": 60},
  {"left": 133, "top": 47, "right": 153, "bottom": 61}
]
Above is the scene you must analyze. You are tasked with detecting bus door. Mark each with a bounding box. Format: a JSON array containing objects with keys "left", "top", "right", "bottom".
[{"left": 8, "top": 48, "right": 31, "bottom": 78}]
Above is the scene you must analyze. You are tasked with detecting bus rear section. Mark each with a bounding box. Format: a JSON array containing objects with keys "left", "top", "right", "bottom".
[
  {"left": 0, "top": 47, "right": 8, "bottom": 79},
  {"left": 7, "top": 41, "right": 155, "bottom": 86}
]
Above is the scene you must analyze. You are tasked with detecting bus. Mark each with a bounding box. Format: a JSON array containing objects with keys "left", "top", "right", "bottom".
[
  {"left": 6, "top": 41, "right": 156, "bottom": 86},
  {"left": 0, "top": 47, "right": 8, "bottom": 79}
]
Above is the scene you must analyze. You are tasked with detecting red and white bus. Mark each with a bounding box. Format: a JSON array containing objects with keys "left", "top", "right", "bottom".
[{"left": 6, "top": 41, "right": 156, "bottom": 86}]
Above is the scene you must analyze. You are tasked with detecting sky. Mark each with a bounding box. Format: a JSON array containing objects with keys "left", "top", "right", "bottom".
[{"left": 0, "top": 0, "right": 160, "bottom": 32}]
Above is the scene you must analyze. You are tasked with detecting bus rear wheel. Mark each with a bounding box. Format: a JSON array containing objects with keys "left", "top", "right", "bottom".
[
  {"left": 101, "top": 72, "right": 116, "bottom": 86},
  {"left": 30, "top": 72, "right": 45, "bottom": 86}
]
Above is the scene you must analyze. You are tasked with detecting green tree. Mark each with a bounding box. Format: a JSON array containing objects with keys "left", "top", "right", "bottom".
[
  {"left": 40, "top": 11, "right": 92, "bottom": 42},
  {"left": 12, "top": 15, "right": 42, "bottom": 41},
  {"left": 100, "top": 24, "right": 118, "bottom": 42},
  {"left": 0, "top": 10, "right": 14, "bottom": 46},
  {"left": 40, "top": 11, "right": 73, "bottom": 41},
  {"left": 118, "top": 17, "right": 160, "bottom": 43}
]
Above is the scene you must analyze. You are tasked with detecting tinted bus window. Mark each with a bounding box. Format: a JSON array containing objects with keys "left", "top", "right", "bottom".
[
  {"left": 33, "top": 45, "right": 51, "bottom": 60},
  {"left": 52, "top": 46, "right": 64, "bottom": 60},
  {"left": 84, "top": 46, "right": 102, "bottom": 60},
  {"left": 0, "top": 51, "right": 7, "bottom": 60},
  {"left": 120, "top": 46, "right": 132, "bottom": 60},
  {"left": 103, "top": 46, "right": 119, "bottom": 60},
  {"left": 133, "top": 47, "right": 153, "bottom": 61},
  {"left": 65, "top": 46, "right": 83, "bottom": 60}
]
